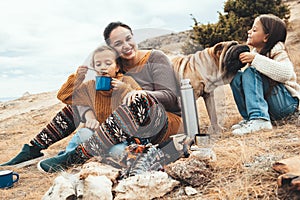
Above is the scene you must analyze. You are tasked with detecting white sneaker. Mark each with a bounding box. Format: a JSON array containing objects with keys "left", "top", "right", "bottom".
[
  {"left": 231, "top": 119, "right": 248, "bottom": 130},
  {"left": 232, "top": 119, "right": 272, "bottom": 136}
]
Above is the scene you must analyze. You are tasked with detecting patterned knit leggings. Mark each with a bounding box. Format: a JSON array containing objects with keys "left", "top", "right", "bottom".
[
  {"left": 80, "top": 95, "right": 168, "bottom": 158},
  {"left": 30, "top": 95, "right": 168, "bottom": 153},
  {"left": 30, "top": 105, "right": 80, "bottom": 149}
]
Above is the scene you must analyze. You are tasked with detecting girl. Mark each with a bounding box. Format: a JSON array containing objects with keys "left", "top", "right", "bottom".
[
  {"left": 56, "top": 45, "right": 141, "bottom": 130},
  {"left": 230, "top": 14, "right": 300, "bottom": 136}
]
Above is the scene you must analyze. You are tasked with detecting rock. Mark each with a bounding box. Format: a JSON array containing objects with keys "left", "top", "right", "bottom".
[
  {"left": 184, "top": 186, "right": 198, "bottom": 196},
  {"left": 79, "top": 161, "right": 120, "bottom": 181},
  {"left": 42, "top": 175, "right": 76, "bottom": 200},
  {"left": 22, "top": 91, "right": 31, "bottom": 97},
  {"left": 114, "top": 171, "right": 180, "bottom": 200},
  {"left": 81, "top": 175, "right": 113, "bottom": 200},
  {"left": 165, "top": 157, "right": 213, "bottom": 187},
  {"left": 43, "top": 162, "right": 119, "bottom": 200},
  {"left": 76, "top": 179, "right": 84, "bottom": 198},
  {"left": 190, "top": 146, "right": 217, "bottom": 161}
]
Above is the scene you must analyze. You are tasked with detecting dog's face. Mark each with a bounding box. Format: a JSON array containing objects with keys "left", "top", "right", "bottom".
[
  {"left": 193, "top": 41, "right": 239, "bottom": 96},
  {"left": 200, "top": 41, "right": 250, "bottom": 93},
  {"left": 222, "top": 43, "right": 250, "bottom": 76},
  {"left": 207, "top": 40, "right": 239, "bottom": 71}
]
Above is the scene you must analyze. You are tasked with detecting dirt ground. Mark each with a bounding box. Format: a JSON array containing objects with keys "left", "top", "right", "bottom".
[{"left": 0, "top": 1, "right": 300, "bottom": 199}]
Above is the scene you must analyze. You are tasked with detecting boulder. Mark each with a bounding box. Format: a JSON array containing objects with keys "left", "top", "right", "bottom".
[{"left": 114, "top": 171, "right": 179, "bottom": 200}]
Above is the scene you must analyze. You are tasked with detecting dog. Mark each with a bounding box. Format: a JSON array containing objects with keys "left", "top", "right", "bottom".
[{"left": 171, "top": 41, "right": 250, "bottom": 133}]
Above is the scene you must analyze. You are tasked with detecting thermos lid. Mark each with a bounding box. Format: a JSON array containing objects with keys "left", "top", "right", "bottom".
[{"left": 180, "top": 79, "right": 190, "bottom": 85}]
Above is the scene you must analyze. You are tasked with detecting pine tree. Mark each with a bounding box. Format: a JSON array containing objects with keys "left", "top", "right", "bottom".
[{"left": 182, "top": 0, "right": 290, "bottom": 54}]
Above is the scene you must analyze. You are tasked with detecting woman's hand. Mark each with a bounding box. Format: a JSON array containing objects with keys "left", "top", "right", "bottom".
[
  {"left": 239, "top": 52, "right": 256, "bottom": 64},
  {"left": 122, "top": 90, "right": 148, "bottom": 106}
]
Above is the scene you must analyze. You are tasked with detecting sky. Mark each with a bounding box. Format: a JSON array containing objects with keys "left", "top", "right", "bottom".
[{"left": 0, "top": 0, "right": 225, "bottom": 100}]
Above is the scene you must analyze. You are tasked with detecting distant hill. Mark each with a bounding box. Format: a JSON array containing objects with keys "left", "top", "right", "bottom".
[
  {"left": 138, "top": 30, "right": 192, "bottom": 55},
  {"left": 133, "top": 28, "right": 175, "bottom": 43}
]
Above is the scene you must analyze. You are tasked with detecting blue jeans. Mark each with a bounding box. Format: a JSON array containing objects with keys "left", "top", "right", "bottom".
[
  {"left": 65, "top": 128, "right": 129, "bottom": 157},
  {"left": 65, "top": 128, "right": 94, "bottom": 153},
  {"left": 230, "top": 66, "right": 299, "bottom": 121}
]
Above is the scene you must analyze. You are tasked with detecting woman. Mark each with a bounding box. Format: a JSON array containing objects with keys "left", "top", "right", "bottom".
[
  {"left": 230, "top": 14, "right": 300, "bottom": 136},
  {"left": 103, "top": 21, "right": 182, "bottom": 140}
]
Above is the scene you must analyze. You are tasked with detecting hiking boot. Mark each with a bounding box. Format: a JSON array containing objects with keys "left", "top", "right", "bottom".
[
  {"left": 37, "top": 147, "right": 89, "bottom": 173},
  {"left": 231, "top": 119, "right": 248, "bottom": 130},
  {"left": 0, "top": 144, "right": 43, "bottom": 167},
  {"left": 232, "top": 119, "right": 273, "bottom": 136}
]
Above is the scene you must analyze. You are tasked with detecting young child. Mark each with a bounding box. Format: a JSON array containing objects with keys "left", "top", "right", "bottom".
[
  {"left": 230, "top": 14, "right": 300, "bottom": 136},
  {"left": 56, "top": 45, "right": 141, "bottom": 131}
]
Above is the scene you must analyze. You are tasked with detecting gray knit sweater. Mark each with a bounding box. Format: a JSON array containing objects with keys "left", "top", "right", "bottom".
[{"left": 125, "top": 50, "right": 181, "bottom": 115}]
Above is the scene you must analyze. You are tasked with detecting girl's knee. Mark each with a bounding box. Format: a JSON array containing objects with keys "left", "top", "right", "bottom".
[
  {"left": 241, "top": 66, "right": 262, "bottom": 83},
  {"left": 243, "top": 66, "right": 258, "bottom": 76}
]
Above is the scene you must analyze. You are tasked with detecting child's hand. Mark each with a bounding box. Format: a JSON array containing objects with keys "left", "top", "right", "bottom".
[
  {"left": 76, "top": 65, "right": 88, "bottom": 79},
  {"left": 84, "top": 110, "right": 99, "bottom": 130},
  {"left": 239, "top": 52, "right": 255, "bottom": 64},
  {"left": 111, "top": 78, "right": 130, "bottom": 91},
  {"left": 85, "top": 118, "right": 100, "bottom": 130}
]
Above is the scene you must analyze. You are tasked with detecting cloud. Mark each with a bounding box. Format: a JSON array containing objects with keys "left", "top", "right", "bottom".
[{"left": 0, "top": 0, "right": 225, "bottom": 99}]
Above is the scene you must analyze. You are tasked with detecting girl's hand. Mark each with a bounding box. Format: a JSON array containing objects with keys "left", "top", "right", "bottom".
[
  {"left": 76, "top": 65, "right": 88, "bottom": 79},
  {"left": 122, "top": 90, "right": 148, "bottom": 106},
  {"left": 85, "top": 118, "right": 100, "bottom": 130},
  {"left": 111, "top": 78, "right": 131, "bottom": 91},
  {"left": 239, "top": 52, "right": 255, "bottom": 64}
]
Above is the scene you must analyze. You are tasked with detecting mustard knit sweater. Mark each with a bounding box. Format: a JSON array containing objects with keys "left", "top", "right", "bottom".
[{"left": 57, "top": 73, "right": 141, "bottom": 123}]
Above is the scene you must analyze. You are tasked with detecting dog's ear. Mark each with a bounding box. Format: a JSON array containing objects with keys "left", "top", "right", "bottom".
[
  {"left": 213, "top": 42, "right": 224, "bottom": 56},
  {"left": 223, "top": 44, "right": 250, "bottom": 74}
]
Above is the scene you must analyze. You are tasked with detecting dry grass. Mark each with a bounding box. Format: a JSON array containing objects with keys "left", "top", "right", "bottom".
[{"left": 0, "top": 1, "right": 300, "bottom": 199}]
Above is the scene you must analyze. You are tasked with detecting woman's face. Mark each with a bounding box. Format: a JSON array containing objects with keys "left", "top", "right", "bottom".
[
  {"left": 93, "top": 50, "right": 119, "bottom": 77},
  {"left": 109, "top": 26, "right": 137, "bottom": 60},
  {"left": 247, "top": 18, "right": 269, "bottom": 50}
]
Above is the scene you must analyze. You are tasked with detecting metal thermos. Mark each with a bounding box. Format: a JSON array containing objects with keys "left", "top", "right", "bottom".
[{"left": 180, "top": 79, "right": 200, "bottom": 139}]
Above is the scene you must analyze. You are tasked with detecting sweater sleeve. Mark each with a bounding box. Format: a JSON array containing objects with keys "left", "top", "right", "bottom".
[
  {"left": 146, "top": 51, "right": 181, "bottom": 113},
  {"left": 57, "top": 73, "right": 78, "bottom": 104},
  {"left": 57, "top": 73, "right": 91, "bottom": 105},
  {"left": 125, "top": 76, "right": 142, "bottom": 91},
  {"left": 251, "top": 42, "right": 295, "bottom": 83}
]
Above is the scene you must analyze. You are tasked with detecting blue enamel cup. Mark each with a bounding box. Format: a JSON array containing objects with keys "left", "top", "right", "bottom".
[
  {"left": 0, "top": 170, "right": 19, "bottom": 189},
  {"left": 95, "top": 76, "right": 112, "bottom": 91}
]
